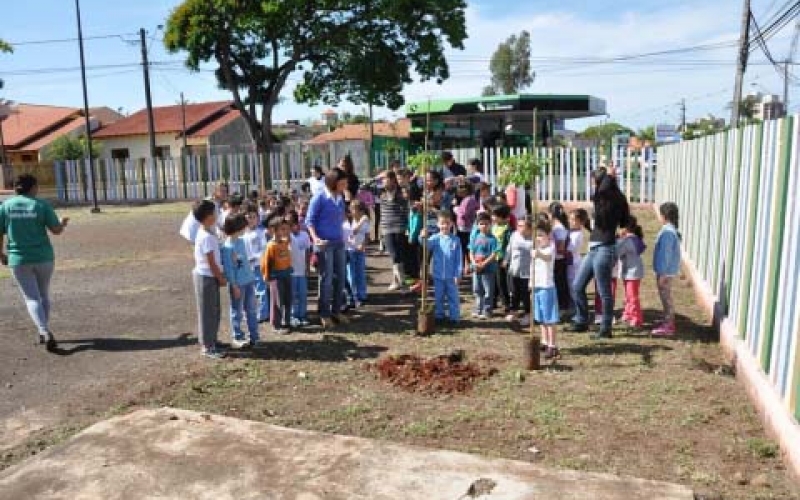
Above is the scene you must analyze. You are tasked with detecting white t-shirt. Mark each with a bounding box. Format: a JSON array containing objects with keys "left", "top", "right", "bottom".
[
  {"left": 551, "top": 223, "right": 568, "bottom": 261},
  {"left": 567, "top": 229, "right": 583, "bottom": 266},
  {"left": 193, "top": 227, "right": 221, "bottom": 278},
  {"left": 531, "top": 242, "right": 556, "bottom": 289},
  {"left": 290, "top": 231, "right": 312, "bottom": 277},
  {"left": 346, "top": 216, "right": 370, "bottom": 250},
  {"left": 179, "top": 211, "right": 200, "bottom": 243},
  {"left": 309, "top": 176, "right": 325, "bottom": 197},
  {"left": 242, "top": 227, "right": 266, "bottom": 264}
]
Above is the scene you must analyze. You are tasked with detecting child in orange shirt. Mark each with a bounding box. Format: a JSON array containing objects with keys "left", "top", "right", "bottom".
[{"left": 261, "top": 217, "right": 293, "bottom": 334}]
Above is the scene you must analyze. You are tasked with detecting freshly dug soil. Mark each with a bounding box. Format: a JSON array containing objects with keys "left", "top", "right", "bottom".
[{"left": 367, "top": 351, "right": 498, "bottom": 395}]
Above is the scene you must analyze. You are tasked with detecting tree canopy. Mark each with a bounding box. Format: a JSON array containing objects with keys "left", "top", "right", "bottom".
[
  {"left": 0, "top": 39, "right": 11, "bottom": 53},
  {"left": 45, "top": 135, "right": 102, "bottom": 161},
  {"left": 578, "top": 122, "right": 634, "bottom": 146},
  {"left": 164, "top": 0, "right": 468, "bottom": 154},
  {"left": 482, "top": 31, "right": 533, "bottom": 96}
]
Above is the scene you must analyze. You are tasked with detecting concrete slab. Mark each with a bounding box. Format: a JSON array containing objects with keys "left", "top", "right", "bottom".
[{"left": 0, "top": 408, "right": 694, "bottom": 500}]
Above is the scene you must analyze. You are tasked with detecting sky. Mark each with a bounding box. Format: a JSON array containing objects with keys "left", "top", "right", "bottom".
[{"left": 0, "top": 0, "right": 797, "bottom": 131}]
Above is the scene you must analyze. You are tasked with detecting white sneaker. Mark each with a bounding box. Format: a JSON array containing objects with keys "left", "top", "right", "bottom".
[
  {"left": 388, "top": 282, "right": 401, "bottom": 291},
  {"left": 594, "top": 316, "right": 602, "bottom": 325},
  {"left": 290, "top": 318, "right": 301, "bottom": 328},
  {"left": 231, "top": 339, "right": 250, "bottom": 349},
  {"left": 505, "top": 313, "right": 517, "bottom": 322},
  {"left": 478, "top": 313, "right": 489, "bottom": 320},
  {"left": 471, "top": 312, "right": 481, "bottom": 319}
]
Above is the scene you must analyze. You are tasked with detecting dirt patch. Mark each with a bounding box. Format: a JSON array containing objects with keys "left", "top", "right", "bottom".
[{"left": 367, "top": 351, "right": 498, "bottom": 395}]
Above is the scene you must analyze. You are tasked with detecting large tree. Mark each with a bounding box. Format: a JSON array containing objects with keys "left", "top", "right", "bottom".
[
  {"left": 482, "top": 31, "right": 533, "bottom": 96},
  {"left": 0, "top": 39, "right": 11, "bottom": 53},
  {"left": 578, "top": 122, "right": 634, "bottom": 146},
  {"left": 164, "top": 0, "right": 467, "bottom": 154}
]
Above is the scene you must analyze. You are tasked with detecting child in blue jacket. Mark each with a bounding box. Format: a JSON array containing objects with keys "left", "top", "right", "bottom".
[
  {"left": 652, "top": 202, "right": 682, "bottom": 336},
  {"left": 221, "top": 214, "right": 260, "bottom": 348},
  {"left": 420, "top": 210, "right": 463, "bottom": 324}
]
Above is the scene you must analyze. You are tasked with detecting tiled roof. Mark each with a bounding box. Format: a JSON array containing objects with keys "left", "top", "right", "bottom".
[
  {"left": 23, "top": 119, "right": 87, "bottom": 152},
  {"left": 307, "top": 119, "right": 410, "bottom": 145},
  {"left": 188, "top": 108, "right": 243, "bottom": 139},
  {"left": 94, "top": 101, "right": 233, "bottom": 138},
  {"left": 1, "top": 104, "right": 80, "bottom": 148}
]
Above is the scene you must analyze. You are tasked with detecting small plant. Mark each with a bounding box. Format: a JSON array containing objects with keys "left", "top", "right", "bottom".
[
  {"left": 747, "top": 438, "right": 779, "bottom": 459},
  {"left": 406, "top": 151, "right": 440, "bottom": 174},
  {"left": 497, "top": 152, "right": 545, "bottom": 187}
]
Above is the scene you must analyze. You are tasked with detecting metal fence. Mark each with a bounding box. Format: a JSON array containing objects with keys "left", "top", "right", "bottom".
[
  {"left": 53, "top": 145, "right": 656, "bottom": 203},
  {"left": 657, "top": 116, "right": 800, "bottom": 423}
]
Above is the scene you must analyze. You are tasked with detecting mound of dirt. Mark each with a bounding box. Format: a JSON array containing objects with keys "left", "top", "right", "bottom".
[{"left": 366, "top": 351, "right": 498, "bottom": 395}]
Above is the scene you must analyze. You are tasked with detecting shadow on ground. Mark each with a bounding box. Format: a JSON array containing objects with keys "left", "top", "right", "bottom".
[
  {"left": 52, "top": 333, "right": 196, "bottom": 356},
  {"left": 227, "top": 334, "right": 387, "bottom": 362}
]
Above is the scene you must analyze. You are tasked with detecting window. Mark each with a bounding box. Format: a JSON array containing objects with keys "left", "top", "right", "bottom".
[
  {"left": 111, "top": 148, "right": 130, "bottom": 160},
  {"left": 21, "top": 154, "right": 34, "bottom": 163},
  {"left": 155, "top": 146, "right": 171, "bottom": 159}
]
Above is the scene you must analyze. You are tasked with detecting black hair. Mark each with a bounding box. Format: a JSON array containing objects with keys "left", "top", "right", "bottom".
[
  {"left": 549, "top": 201, "right": 568, "bottom": 227},
  {"left": 228, "top": 193, "right": 244, "bottom": 207},
  {"left": 571, "top": 208, "right": 592, "bottom": 232},
  {"left": 441, "top": 151, "right": 454, "bottom": 162},
  {"left": 192, "top": 199, "right": 217, "bottom": 223},
  {"left": 268, "top": 215, "right": 289, "bottom": 231},
  {"left": 223, "top": 213, "right": 248, "bottom": 235},
  {"left": 242, "top": 201, "right": 259, "bottom": 214},
  {"left": 248, "top": 190, "right": 259, "bottom": 201},
  {"left": 537, "top": 211, "right": 551, "bottom": 227},
  {"left": 536, "top": 218, "right": 552, "bottom": 235},
  {"left": 476, "top": 212, "right": 492, "bottom": 223},
  {"left": 468, "top": 158, "right": 483, "bottom": 172},
  {"left": 659, "top": 202, "right": 680, "bottom": 229},
  {"left": 325, "top": 168, "right": 346, "bottom": 191},
  {"left": 312, "top": 166, "right": 324, "bottom": 176},
  {"left": 624, "top": 215, "right": 644, "bottom": 239},
  {"left": 14, "top": 174, "right": 38, "bottom": 195},
  {"left": 350, "top": 200, "right": 370, "bottom": 219},
  {"left": 492, "top": 204, "right": 511, "bottom": 219},
  {"left": 286, "top": 210, "right": 300, "bottom": 225},
  {"left": 427, "top": 169, "right": 443, "bottom": 189},
  {"left": 300, "top": 182, "right": 310, "bottom": 193},
  {"left": 456, "top": 181, "right": 474, "bottom": 195}
]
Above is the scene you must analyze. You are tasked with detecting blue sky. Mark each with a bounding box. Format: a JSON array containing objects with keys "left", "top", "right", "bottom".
[{"left": 0, "top": 0, "right": 796, "bottom": 130}]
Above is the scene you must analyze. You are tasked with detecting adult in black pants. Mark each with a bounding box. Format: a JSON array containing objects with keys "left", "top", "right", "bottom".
[
  {"left": 568, "top": 166, "right": 630, "bottom": 339},
  {"left": 379, "top": 172, "right": 409, "bottom": 290},
  {"left": 549, "top": 202, "right": 571, "bottom": 312}
]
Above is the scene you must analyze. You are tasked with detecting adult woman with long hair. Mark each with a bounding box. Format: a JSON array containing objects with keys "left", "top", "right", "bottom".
[
  {"left": 568, "top": 166, "right": 630, "bottom": 339},
  {"left": 0, "top": 174, "right": 69, "bottom": 351},
  {"left": 306, "top": 168, "right": 350, "bottom": 328},
  {"left": 379, "top": 171, "right": 409, "bottom": 290},
  {"left": 338, "top": 156, "right": 360, "bottom": 202}
]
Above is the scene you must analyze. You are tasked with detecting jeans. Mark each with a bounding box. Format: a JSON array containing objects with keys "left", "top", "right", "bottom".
[
  {"left": 270, "top": 275, "right": 293, "bottom": 328},
  {"left": 229, "top": 281, "right": 259, "bottom": 342},
  {"left": 435, "top": 278, "right": 460, "bottom": 320},
  {"left": 253, "top": 264, "right": 270, "bottom": 321},
  {"left": 316, "top": 240, "right": 346, "bottom": 318},
  {"left": 347, "top": 250, "right": 368, "bottom": 302},
  {"left": 11, "top": 261, "right": 54, "bottom": 337},
  {"left": 383, "top": 232, "right": 407, "bottom": 266},
  {"left": 473, "top": 269, "right": 496, "bottom": 315},
  {"left": 292, "top": 275, "right": 308, "bottom": 320},
  {"left": 573, "top": 244, "right": 617, "bottom": 329}
]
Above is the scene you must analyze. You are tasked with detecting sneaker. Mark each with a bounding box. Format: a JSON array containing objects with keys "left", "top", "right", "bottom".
[
  {"left": 447, "top": 319, "right": 459, "bottom": 326},
  {"left": 273, "top": 328, "right": 291, "bottom": 335},
  {"left": 43, "top": 332, "right": 57, "bottom": 352},
  {"left": 591, "top": 329, "right": 613, "bottom": 340},
  {"left": 505, "top": 313, "right": 517, "bottom": 322},
  {"left": 250, "top": 340, "right": 264, "bottom": 348},
  {"left": 231, "top": 339, "right": 251, "bottom": 349},
  {"left": 471, "top": 312, "right": 481, "bottom": 319},
  {"left": 478, "top": 313, "right": 489, "bottom": 320},
  {"left": 594, "top": 316, "right": 602, "bottom": 325},
  {"left": 290, "top": 318, "right": 301, "bottom": 328},
  {"left": 202, "top": 348, "right": 226, "bottom": 360},
  {"left": 651, "top": 322, "right": 676, "bottom": 337},
  {"left": 519, "top": 315, "right": 531, "bottom": 327},
  {"left": 388, "top": 282, "right": 401, "bottom": 291},
  {"left": 567, "top": 323, "right": 589, "bottom": 333},
  {"left": 333, "top": 314, "right": 350, "bottom": 325},
  {"left": 354, "top": 300, "right": 362, "bottom": 309},
  {"left": 299, "top": 319, "right": 311, "bottom": 327},
  {"left": 544, "top": 346, "right": 561, "bottom": 360}
]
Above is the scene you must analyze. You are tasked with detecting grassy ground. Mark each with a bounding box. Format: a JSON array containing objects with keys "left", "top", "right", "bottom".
[{"left": 1, "top": 204, "right": 796, "bottom": 499}]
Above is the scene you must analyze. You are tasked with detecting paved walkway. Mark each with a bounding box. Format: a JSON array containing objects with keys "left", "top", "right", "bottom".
[{"left": 0, "top": 408, "right": 694, "bottom": 500}]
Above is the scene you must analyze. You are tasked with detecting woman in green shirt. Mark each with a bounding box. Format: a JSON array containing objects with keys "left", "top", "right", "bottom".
[{"left": 0, "top": 174, "right": 69, "bottom": 351}]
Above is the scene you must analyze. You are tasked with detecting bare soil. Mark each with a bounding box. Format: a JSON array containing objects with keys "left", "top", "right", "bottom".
[{"left": 0, "top": 203, "right": 797, "bottom": 500}]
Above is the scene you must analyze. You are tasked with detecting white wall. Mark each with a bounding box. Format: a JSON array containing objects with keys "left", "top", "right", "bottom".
[{"left": 97, "top": 133, "right": 188, "bottom": 160}]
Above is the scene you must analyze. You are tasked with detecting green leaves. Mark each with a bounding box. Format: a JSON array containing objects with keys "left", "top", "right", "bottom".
[
  {"left": 485, "top": 30, "right": 533, "bottom": 96},
  {"left": 164, "top": 0, "right": 468, "bottom": 152},
  {"left": 406, "top": 152, "right": 441, "bottom": 174},
  {"left": 45, "top": 135, "right": 102, "bottom": 162},
  {"left": 498, "top": 153, "right": 544, "bottom": 187},
  {"left": 0, "top": 39, "right": 12, "bottom": 54}
]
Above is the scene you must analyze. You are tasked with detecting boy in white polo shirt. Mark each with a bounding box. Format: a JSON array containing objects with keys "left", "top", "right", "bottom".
[{"left": 530, "top": 218, "right": 561, "bottom": 360}]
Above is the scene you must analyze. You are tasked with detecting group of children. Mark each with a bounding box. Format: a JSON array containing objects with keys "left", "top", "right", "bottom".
[{"left": 185, "top": 187, "right": 372, "bottom": 359}]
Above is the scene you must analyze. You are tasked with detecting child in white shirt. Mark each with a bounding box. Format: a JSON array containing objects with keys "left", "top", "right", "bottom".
[
  {"left": 288, "top": 211, "right": 312, "bottom": 327},
  {"left": 345, "top": 201, "right": 371, "bottom": 307},
  {"left": 530, "top": 219, "right": 561, "bottom": 360}
]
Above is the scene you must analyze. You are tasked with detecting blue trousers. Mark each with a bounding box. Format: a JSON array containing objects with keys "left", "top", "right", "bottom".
[
  {"left": 316, "top": 240, "right": 346, "bottom": 318},
  {"left": 473, "top": 270, "right": 496, "bottom": 315},
  {"left": 229, "top": 281, "right": 259, "bottom": 342},
  {"left": 572, "top": 244, "right": 617, "bottom": 329},
  {"left": 435, "top": 278, "right": 460, "bottom": 320},
  {"left": 347, "top": 249, "right": 368, "bottom": 302},
  {"left": 253, "top": 264, "right": 270, "bottom": 321},
  {"left": 292, "top": 275, "right": 308, "bottom": 321}
]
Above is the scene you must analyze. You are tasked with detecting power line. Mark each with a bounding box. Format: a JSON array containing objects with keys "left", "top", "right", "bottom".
[{"left": 6, "top": 32, "right": 139, "bottom": 46}]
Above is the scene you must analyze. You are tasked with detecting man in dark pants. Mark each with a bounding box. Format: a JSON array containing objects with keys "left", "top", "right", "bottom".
[{"left": 568, "top": 166, "right": 630, "bottom": 339}]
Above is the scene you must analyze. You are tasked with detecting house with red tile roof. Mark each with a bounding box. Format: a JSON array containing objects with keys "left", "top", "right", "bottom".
[
  {"left": 0, "top": 104, "right": 122, "bottom": 164},
  {"left": 93, "top": 101, "right": 253, "bottom": 160},
  {"left": 305, "top": 119, "right": 410, "bottom": 175}
]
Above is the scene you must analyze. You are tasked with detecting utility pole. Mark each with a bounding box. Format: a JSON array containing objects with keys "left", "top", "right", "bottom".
[
  {"left": 180, "top": 92, "right": 188, "bottom": 157},
  {"left": 731, "top": 0, "right": 751, "bottom": 128},
  {"left": 140, "top": 28, "right": 157, "bottom": 162},
  {"left": 75, "top": 0, "right": 99, "bottom": 213},
  {"left": 680, "top": 99, "right": 687, "bottom": 131}
]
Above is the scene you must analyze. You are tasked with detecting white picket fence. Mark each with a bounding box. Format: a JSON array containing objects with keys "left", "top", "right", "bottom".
[{"left": 54, "top": 146, "right": 656, "bottom": 203}]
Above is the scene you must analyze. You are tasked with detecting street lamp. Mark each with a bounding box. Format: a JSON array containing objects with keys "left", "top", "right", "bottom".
[{"left": 75, "top": 0, "right": 100, "bottom": 213}]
